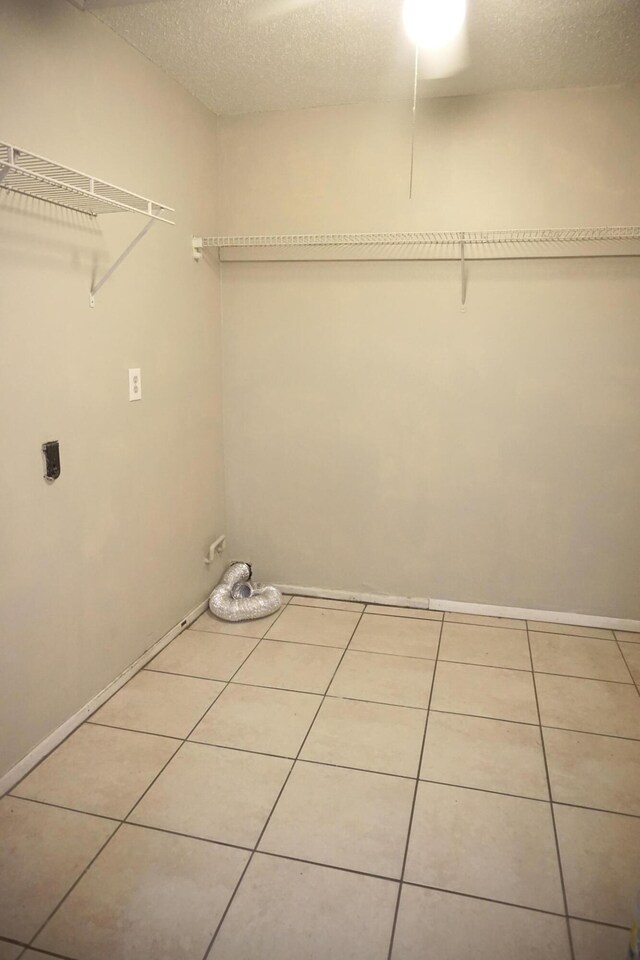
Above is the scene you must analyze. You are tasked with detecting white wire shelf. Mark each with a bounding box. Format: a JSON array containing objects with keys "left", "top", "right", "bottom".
[
  {"left": 192, "top": 227, "right": 640, "bottom": 308},
  {"left": 194, "top": 226, "right": 640, "bottom": 250},
  {"left": 1, "top": 140, "right": 175, "bottom": 306},
  {"left": 0, "top": 141, "right": 174, "bottom": 223}
]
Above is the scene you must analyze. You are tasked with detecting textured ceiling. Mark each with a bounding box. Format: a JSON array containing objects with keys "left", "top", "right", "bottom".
[{"left": 92, "top": 0, "right": 640, "bottom": 115}]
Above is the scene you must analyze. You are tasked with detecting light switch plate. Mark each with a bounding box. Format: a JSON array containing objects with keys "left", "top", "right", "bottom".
[{"left": 128, "top": 368, "right": 142, "bottom": 401}]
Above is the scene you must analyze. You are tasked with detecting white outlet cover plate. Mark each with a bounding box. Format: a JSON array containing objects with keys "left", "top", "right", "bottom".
[{"left": 128, "top": 368, "right": 142, "bottom": 401}]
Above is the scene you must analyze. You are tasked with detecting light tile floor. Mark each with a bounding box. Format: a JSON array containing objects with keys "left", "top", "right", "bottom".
[{"left": 1, "top": 598, "right": 639, "bottom": 960}]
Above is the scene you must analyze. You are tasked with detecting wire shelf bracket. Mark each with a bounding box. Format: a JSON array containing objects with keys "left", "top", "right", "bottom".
[
  {"left": 460, "top": 240, "right": 467, "bottom": 309},
  {"left": 89, "top": 218, "right": 156, "bottom": 308},
  {"left": 192, "top": 227, "right": 640, "bottom": 306},
  {"left": 0, "top": 141, "right": 174, "bottom": 306}
]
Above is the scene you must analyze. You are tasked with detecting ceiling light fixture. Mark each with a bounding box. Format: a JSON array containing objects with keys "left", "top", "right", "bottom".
[{"left": 402, "top": 0, "right": 467, "bottom": 50}]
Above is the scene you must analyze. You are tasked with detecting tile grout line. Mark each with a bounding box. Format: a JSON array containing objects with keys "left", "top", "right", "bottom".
[
  {"left": 184, "top": 745, "right": 418, "bottom": 781},
  {"left": 12, "top": 756, "right": 640, "bottom": 832},
  {"left": 432, "top": 710, "right": 640, "bottom": 743},
  {"left": 385, "top": 616, "right": 445, "bottom": 960},
  {"left": 147, "top": 642, "right": 439, "bottom": 662},
  {"left": 85, "top": 696, "right": 640, "bottom": 743},
  {"left": 526, "top": 625, "right": 618, "bottom": 642},
  {"left": 17, "top": 940, "right": 78, "bottom": 960},
  {"left": 291, "top": 600, "right": 441, "bottom": 620},
  {"left": 188, "top": 627, "right": 277, "bottom": 641},
  {"left": 5, "top": 794, "right": 122, "bottom": 824},
  {"left": 83, "top": 719, "right": 184, "bottom": 740},
  {"left": 20, "top": 604, "right": 292, "bottom": 957},
  {"left": 533, "top": 668, "right": 634, "bottom": 686},
  {"left": 179, "top": 625, "right": 439, "bottom": 660},
  {"left": 614, "top": 635, "right": 640, "bottom": 699},
  {"left": 143, "top": 657, "right": 639, "bottom": 685},
  {"left": 188, "top": 614, "right": 633, "bottom": 641},
  {"left": 16, "top": 944, "right": 77, "bottom": 960},
  {"left": 288, "top": 601, "right": 367, "bottom": 613},
  {"left": 199, "top": 606, "right": 369, "bottom": 960},
  {"left": 400, "top": 882, "right": 634, "bottom": 928},
  {"left": 524, "top": 620, "right": 575, "bottom": 960}
]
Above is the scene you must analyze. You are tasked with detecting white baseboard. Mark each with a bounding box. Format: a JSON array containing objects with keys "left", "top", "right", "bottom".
[
  {"left": 277, "top": 584, "right": 431, "bottom": 610},
  {"left": 276, "top": 583, "right": 640, "bottom": 632},
  {"left": 0, "top": 598, "right": 209, "bottom": 798},
  {"left": 429, "top": 597, "right": 640, "bottom": 632}
]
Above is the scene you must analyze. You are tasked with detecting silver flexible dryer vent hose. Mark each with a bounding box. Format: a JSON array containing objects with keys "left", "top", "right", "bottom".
[{"left": 209, "top": 561, "right": 282, "bottom": 622}]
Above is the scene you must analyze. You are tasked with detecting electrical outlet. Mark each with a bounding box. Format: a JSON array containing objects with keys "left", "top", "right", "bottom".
[{"left": 128, "top": 368, "right": 142, "bottom": 401}]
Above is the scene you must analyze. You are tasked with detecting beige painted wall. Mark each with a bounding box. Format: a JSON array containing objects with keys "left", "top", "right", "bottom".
[
  {"left": 0, "top": 0, "right": 223, "bottom": 778},
  {"left": 218, "top": 87, "right": 640, "bottom": 618}
]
